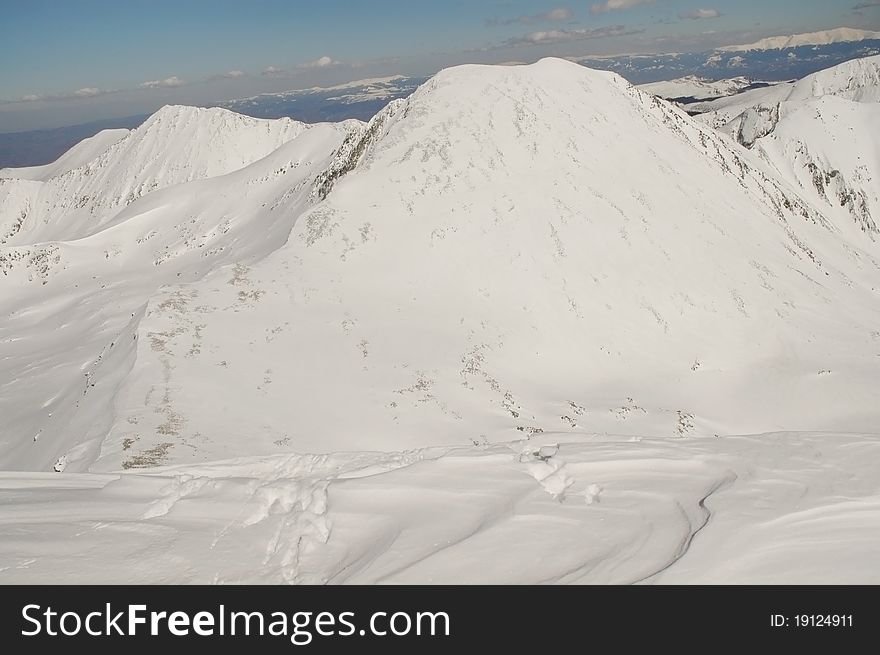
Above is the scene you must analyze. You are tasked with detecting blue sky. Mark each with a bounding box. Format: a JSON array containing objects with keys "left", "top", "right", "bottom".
[{"left": 1, "top": 1, "right": 876, "bottom": 130}]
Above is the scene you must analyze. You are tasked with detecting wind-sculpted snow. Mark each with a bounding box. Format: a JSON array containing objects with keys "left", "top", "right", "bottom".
[
  {"left": 1, "top": 433, "right": 879, "bottom": 584},
  {"left": 1, "top": 57, "right": 880, "bottom": 584}
]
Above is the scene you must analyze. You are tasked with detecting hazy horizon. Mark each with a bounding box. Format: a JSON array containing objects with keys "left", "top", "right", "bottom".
[{"left": 2, "top": 0, "right": 878, "bottom": 132}]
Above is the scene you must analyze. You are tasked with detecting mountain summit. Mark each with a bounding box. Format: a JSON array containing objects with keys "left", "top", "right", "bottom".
[{"left": 6, "top": 57, "right": 871, "bottom": 469}]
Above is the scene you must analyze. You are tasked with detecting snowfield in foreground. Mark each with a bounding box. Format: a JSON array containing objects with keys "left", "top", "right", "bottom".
[
  {"left": 1, "top": 56, "right": 879, "bottom": 583},
  {"left": 2, "top": 432, "right": 879, "bottom": 584}
]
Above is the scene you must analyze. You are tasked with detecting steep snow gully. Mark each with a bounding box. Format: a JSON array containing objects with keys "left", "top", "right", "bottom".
[{"left": 1, "top": 57, "right": 880, "bottom": 583}]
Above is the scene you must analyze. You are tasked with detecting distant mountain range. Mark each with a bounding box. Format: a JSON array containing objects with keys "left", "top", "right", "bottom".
[
  {"left": 578, "top": 35, "right": 880, "bottom": 84},
  {"left": 718, "top": 27, "right": 880, "bottom": 52},
  {"left": 217, "top": 75, "right": 425, "bottom": 121},
  {"left": 2, "top": 27, "right": 878, "bottom": 169}
]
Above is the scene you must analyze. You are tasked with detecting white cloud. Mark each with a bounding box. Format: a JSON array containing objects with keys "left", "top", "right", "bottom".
[
  {"left": 679, "top": 8, "right": 721, "bottom": 20},
  {"left": 13, "top": 87, "right": 113, "bottom": 104},
  {"left": 545, "top": 7, "right": 574, "bottom": 20},
  {"left": 139, "top": 76, "right": 186, "bottom": 89},
  {"left": 208, "top": 70, "right": 248, "bottom": 81},
  {"left": 261, "top": 65, "right": 286, "bottom": 77},
  {"left": 297, "top": 55, "right": 341, "bottom": 69},
  {"left": 590, "top": 0, "right": 654, "bottom": 14},
  {"left": 503, "top": 25, "right": 644, "bottom": 47}
]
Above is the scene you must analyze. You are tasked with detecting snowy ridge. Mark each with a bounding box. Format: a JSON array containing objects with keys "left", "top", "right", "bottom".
[
  {"left": 0, "top": 106, "right": 312, "bottom": 245},
  {"left": 684, "top": 82, "right": 794, "bottom": 129},
  {"left": 786, "top": 54, "right": 880, "bottom": 103},
  {"left": 0, "top": 128, "right": 130, "bottom": 182},
  {"left": 310, "top": 98, "right": 407, "bottom": 201},
  {"left": 718, "top": 27, "right": 880, "bottom": 52},
  {"left": 754, "top": 96, "right": 880, "bottom": 238},
  {"left": 638, "top": 75, "right": 755, "bottom": 101},
  {"left": 692, "top": 55, "right": 880, "bottom": 130},
  {"left": 698, "top": 56, "right": 880, "bottom": 239}
]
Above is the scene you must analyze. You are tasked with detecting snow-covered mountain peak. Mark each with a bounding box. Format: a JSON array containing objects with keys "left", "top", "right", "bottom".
[
  {"left": 96, "top": 103, "right": 312, "bottom": 184},
  {"left": 0, "top": 104, "right": 320, "bottom": 245},
  {"left": 0, "top": 129, "right": 130, "bottom": 183},
  {"left": 638, "top": 75, "right": 755, "bottom": 101},
  {"left": 698, "top": 55, "right": 880, "bottom": 243},
  {"left": 60, "top": 56, "right": 877, "bottom": 470},
  {"left": 787, "top": 54, "right": 880, "bottom": 103},
  {"left": 718, "top": 27, "right": 880, "bottom": 52}
]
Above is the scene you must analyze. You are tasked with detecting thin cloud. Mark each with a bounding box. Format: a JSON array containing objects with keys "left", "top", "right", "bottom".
[
  {"left": 853, "top": 1, "right": 880, "bottom": 9},
  {"left": 502, "top": 25, "right": 645, "bottom": 47},
  {"left": 208, "top": 70, "right": 248, "bottom": 81},
  {"left": 10, "top": 87, "right": 116, "bottom": 104},
  {"left": 261, "top": 65, "right": 286, "bottom": 77},
  {"left": 488, "top": 7, "right": 574, "bottom": 26},
  {"left": 679, "top": 8, "right": 721, "bottom": 20},
  {"left": 590, "top": 0, "right": 654, "bottom": 14},
  {"left": 139, "top": 76, "right": 186, "bottom": 89},
  {"left": 297, "top": 55, "right": 342, "bottom": 69}
]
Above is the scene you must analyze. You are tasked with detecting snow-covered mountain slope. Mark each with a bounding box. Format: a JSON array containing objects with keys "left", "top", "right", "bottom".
[
  {"left": 0, "top": 119, "right": 362, "bottom": 471},
  {"left": 2, "top": 57, "right": 880, "bottom": 584},
  {"left": 692, "top": 55, "right": 880, "bottom": 129},
  {"left": 699, "top": 56, "right": 880, "bottom": 235},
  {"left": 752, "top": 96, "right": 880, "bottom": 238},
  {"left": 0, "top": 128, "right": 129, "bottom": 182},
  {"left": 0, "top": 106, "right": 312, "bottom": 244},
  {"left": 2, "top": 431, "right": 878, "bottom": 584},
  {"left": 55, "top": 57, "right": 876, "bottom": 474},
  {"left": 687, "top": 83, "right": 794, "bottom": 128},
  {"left": 691, "top": 55, "right": 878, "bottom": 144},
  {"left": 718, "top": 27, "right": 880, "bottom": 52},
  {"left": 637, "top": 75, "right": 755, "bottom": 101},
  {"left": 786, "top": 53, "right": 880, "bottom": 103}
]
